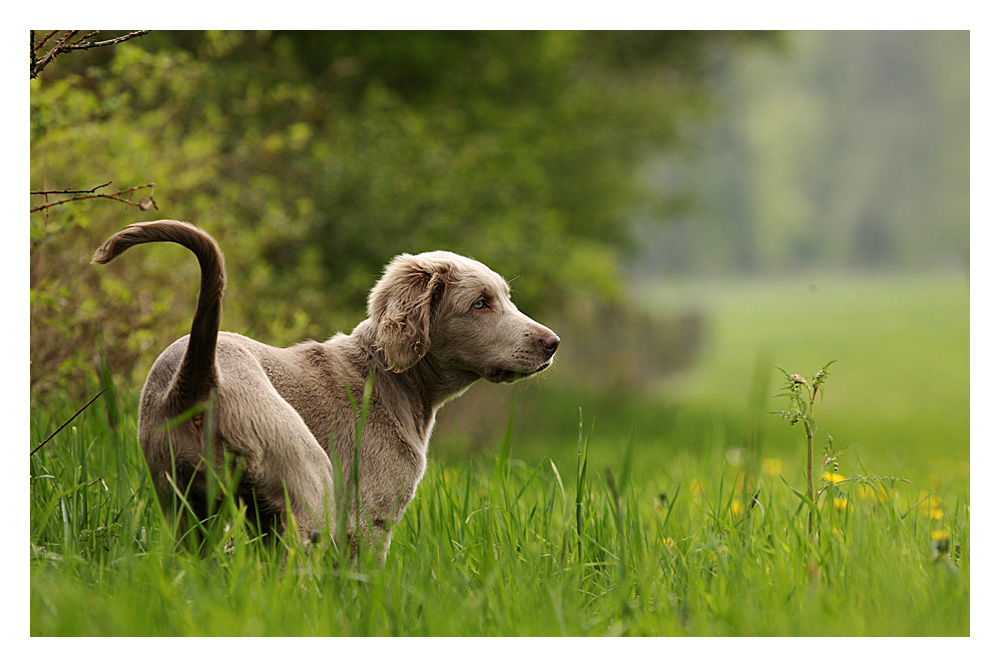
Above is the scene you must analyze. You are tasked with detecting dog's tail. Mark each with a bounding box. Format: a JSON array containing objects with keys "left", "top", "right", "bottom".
[{"left": 93, "top": 220, "right": 226, "bottom": 411}]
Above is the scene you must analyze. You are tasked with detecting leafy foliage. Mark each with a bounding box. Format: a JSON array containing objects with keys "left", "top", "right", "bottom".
[{"left": 30, "top": 30, "right": 771, "bottom": 404}]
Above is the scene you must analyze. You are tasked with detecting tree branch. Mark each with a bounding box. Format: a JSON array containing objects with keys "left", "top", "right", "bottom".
[
  {"left": 30, "top": 181, "right": 158, "bottom": 213},
  {"left": 30, "top": 180, "right": 113, "bottom": 196},
  {"left": 30, "top": 30, "right": 150, "bottom": 79}
]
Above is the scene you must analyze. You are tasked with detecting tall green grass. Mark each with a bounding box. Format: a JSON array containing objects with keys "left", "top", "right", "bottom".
[
  {"left": 30, "top": 385, "right": 968, "bottom": 636},
  {"left": 30, "top": 272, "right": 970, "bottom": 635}
]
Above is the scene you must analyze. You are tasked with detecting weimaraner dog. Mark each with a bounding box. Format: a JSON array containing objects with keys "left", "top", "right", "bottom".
[{"left": 94, "top": 220, "right": 559, "bottom": 562}]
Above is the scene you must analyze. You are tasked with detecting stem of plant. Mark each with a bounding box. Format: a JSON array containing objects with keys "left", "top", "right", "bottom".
[
  {"left": 805, "top": 419, "right": 815, "bottom": 535},
  {"left": 805, "top": 381, "right": 820, "bottom": 536},
  {"left": 774, "top": 363, "right": 834, "bottom": 538}
]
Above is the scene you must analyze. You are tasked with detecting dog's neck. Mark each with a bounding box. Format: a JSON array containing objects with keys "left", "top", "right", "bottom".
[{"left": 346, "top": 319, "right": 480, "bottom": 439}]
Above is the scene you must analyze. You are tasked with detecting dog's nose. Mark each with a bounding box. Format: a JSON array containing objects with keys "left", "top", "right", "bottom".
[{"left": 540, "top": 333, "right": 560, "bottom": 353}]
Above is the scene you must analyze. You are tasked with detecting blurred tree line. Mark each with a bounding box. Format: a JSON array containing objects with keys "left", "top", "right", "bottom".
[
  {"left": 30, "top": 30, "right": 775, "bottom": 405},
  {"left": 634, "top": 30, "right": 970, "bottom": 276}
]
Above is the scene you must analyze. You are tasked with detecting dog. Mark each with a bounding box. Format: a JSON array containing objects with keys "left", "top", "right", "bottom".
[{"left": 93, "top": 220, "right": 559, "bottom": 562}]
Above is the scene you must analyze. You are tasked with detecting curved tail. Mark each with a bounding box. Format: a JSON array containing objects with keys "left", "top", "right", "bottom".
[{"left": 93, "top": 220, "right": 226, "bottom": 411}]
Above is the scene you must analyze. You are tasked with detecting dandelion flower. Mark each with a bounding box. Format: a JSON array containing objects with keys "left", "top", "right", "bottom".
[{"left": 923, "top": 495, "right": 944, "bottom": 520}]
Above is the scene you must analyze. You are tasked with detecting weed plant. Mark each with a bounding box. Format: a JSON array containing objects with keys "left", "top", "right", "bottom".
[
  {"left": 29, "top": 366, "right": 969, "bottom": 637},
  {"left": 772, "top": 361, "right": 835, "bottom": 535}
]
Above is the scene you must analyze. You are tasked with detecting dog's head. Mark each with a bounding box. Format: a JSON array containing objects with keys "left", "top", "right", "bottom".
[{"left": 367, "top": 251, "right": 559, "bottom": 382}]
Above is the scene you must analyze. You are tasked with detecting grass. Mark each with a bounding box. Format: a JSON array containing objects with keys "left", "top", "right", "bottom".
[
  {"left": 637, "top": 270, "right": 970, "bottom": 479},
  {"left": 29, "top": 400, "right": 970, "bottom": 636},
  {"left": 28, "top": 271, "right": 970, "bottom": 636}
]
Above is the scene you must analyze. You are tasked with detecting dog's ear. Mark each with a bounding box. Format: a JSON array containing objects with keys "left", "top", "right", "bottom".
[{"left": 368, "top": 254, "right": 451, "bottom": 372}]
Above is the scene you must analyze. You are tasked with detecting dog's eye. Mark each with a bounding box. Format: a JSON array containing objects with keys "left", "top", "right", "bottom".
[{"left": 472, "top": 299, "right": 487, "bottom": 310}]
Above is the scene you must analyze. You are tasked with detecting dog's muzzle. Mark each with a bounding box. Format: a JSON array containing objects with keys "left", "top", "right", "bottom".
[{"left": 488, "top": 331, "right": 559, "bottom": 383}]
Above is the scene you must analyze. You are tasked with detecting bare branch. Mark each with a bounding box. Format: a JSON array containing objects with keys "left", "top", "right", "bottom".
[
  {"left": 66, "top": 30, "right": 148, "bottom": 52},
  {"left": 31, "top": 389, "right": 106, "bottom": 456},
  {"left": 72, "top": 31, "right": 101, "bottom": 46},
  {"left": 30, "top": 30, "right": 149, "bottom": 79},
  {"left": 30, "top": 181, "right": 157, "bottom": 213},
  {"left": 30, "top": 180, "right": 114, "bottom": 196},
  {"left": 33, "top": 31, "right": 60, "bottom": 51}
]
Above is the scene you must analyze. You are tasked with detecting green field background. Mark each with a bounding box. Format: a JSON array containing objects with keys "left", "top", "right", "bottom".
[
  {"left": 466, "top": 271, "right": 970, "bottom": 489},
  {"left": 30, "top": 270, "right": 970, "bottom": 636},
  {"left": 643, "top": 271, "right": 970, "bottom": 475}
]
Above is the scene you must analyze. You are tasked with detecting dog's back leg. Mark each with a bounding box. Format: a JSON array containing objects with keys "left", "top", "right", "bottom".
[{"left": 213, "top": 357, "right": 336, "bottom": 542}]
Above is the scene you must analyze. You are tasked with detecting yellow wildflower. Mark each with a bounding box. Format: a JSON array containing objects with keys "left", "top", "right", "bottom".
[
  {"left": 689, "top": 480, "right": 703, "bottom": 497},
  {"left": 923, "top": 495, "right": 944, "bottom": 520},
  {"left": 730, "top": 499, "right": 745, "bottom": 516},
  {"left": 833, "top": 496, "right": 849, "bottom": 512},
  {"left": 931, "top": 528, "right": 951, "bottom": 558},
  {"left": 762, "top": 458, "right": 783, "bottom": 477},
  {"left": 822, "top": 471, "right": 846, "bottom": 484}
]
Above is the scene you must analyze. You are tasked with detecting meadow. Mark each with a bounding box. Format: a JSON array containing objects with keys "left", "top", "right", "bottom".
[{"left": 29, "top": 271, "right": 970, "bottom": 636}]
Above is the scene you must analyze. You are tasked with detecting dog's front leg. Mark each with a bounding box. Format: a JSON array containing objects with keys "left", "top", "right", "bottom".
[{"left": 343, "top": 514, "right": 393, "bottom": 566}]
